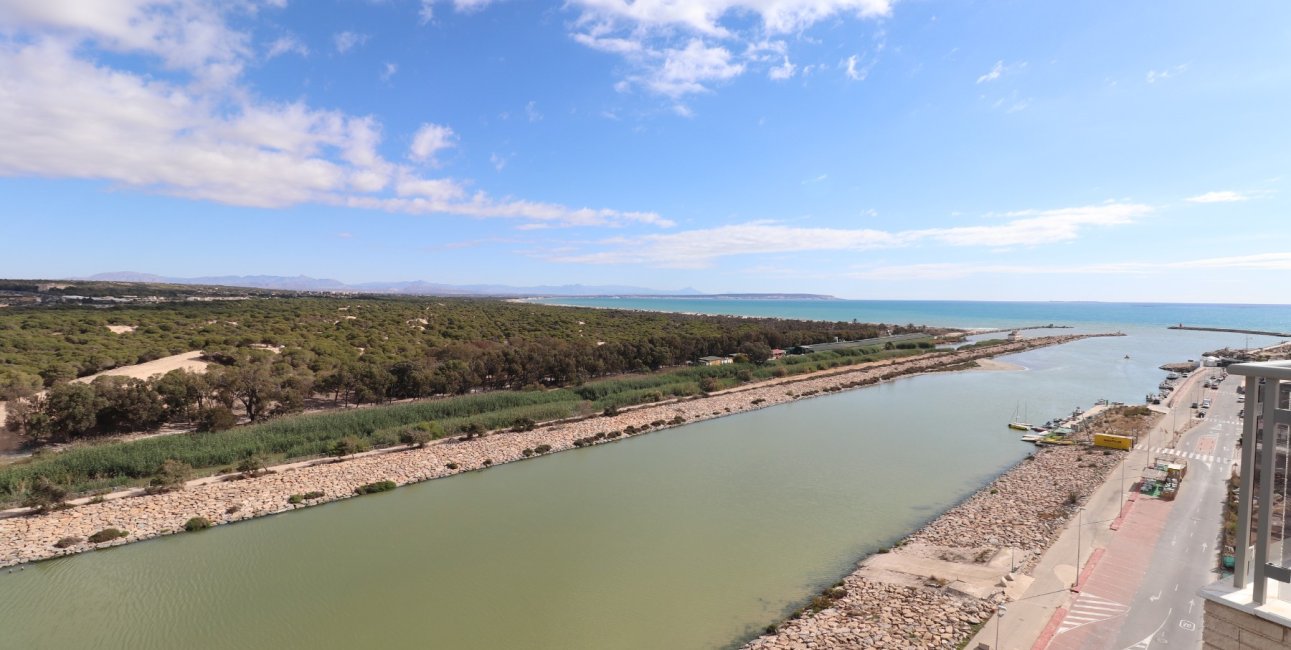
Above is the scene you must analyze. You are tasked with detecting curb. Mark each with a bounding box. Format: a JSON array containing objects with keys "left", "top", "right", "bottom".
[
  {"left": 1031, "top": 606, "right": 1068, "bottom": 650},
  {"left": 1071, "top": 548, "right": 1105, "bottom": 593}
]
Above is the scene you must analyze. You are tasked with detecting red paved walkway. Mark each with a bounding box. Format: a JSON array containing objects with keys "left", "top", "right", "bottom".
[{"left": 1044, "top": 498, "right": 1173, "bottom": 649}]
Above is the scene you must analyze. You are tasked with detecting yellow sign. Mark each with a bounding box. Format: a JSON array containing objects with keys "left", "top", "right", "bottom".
[{"left": 1094, "top": 433, "right": 1133, "bottom": 451}]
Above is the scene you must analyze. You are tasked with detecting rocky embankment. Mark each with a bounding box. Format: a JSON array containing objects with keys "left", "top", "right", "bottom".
[
  {"left": 1, "top": 334, "right": 1097, "bottom": 569},
  {"left": 741, "top": 414, "right": 1130, "bottom": 650}
]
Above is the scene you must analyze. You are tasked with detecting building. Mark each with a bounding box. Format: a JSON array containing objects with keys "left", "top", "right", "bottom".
[
  {"left": 697, "top": 356, "right": 732, "bottom": 366},
  {"left": 1200, "top": 360, "right": 1291, "bottom": 649}
]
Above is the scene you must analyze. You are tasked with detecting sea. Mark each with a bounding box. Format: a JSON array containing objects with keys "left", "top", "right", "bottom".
[{"left": 527, "top": 298, "right": 1291, "bottom": 333}]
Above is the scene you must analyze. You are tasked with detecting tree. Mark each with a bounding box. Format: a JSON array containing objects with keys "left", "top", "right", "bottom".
[
  {"left": 92, "top": 376, "right": 166, "bottom": 433},
  {"left": 154, "top": 369, "right": 207, "bottom": 420},
  {"left": 4, "top": 395, "right": 51, "bottom": 439},
  {"left": 38, "top": 363, "right": 78, "bottom": 387},
  {"left": 236, "top": 452, "right": 268, "bottom": 478},
  {"left": 44, "top": 382, "right": 98, "bottom": 439},
  {"left": 149, "top": 459, "right": 192, "bottom": 493},
  {"left": 737, "top": 341, "right": 773, "bottom": 365},
  {"left": 330, "top": 436, "right": 368, "bottom": 460},
  {"left": 23, "top": 477, "right": 68, "bottom": 513},
  {"left": 398, "top": 428, "right": 432, "bottom": 448}
]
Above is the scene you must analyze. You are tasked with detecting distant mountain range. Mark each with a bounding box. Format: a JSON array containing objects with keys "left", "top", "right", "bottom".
[{"left": 83, "top": 272, "right": 707, "bottom": 297}]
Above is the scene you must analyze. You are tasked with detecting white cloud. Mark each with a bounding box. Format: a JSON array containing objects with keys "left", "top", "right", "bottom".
[
  {"left": 489, "top": 152, "right": 509, "bottom": 171},
  {"left": 266, "top": 34, "right": 308, "bottom": 59},
  {"left": 842, "top": 54, "right": 862, "bottom": 80},
  {"left": 977, "top": 60, "right": 1003, "bottom": 84},
  {"left": 769, "top": 56, "right": 796, "bottom": 80},
  {"left": 1186, "top": 190, "right": 1247, "bottom": 203},
  {"left": 525, "top": 100, "right": 543, "bottom": 122},
  {"left": 568, "top": 0, "right": 890, "bottom": 98},
  {"left": 851, "top": 252, "right": 1291, "bottom": 280},
  {"left": 333, "top": 31, "right": 368, "bottom": 54},
  {"left": 408, "top": 123, "right": 457, "bottom": 164},
  {"left": 568, "top": 0, "right": 891, "bottom": 36},
  {"left": 1146, "top": 64, "right": 1187, "bottom": 84},
  {"left": 0, "top": 9, "right": 666, "bottom": 230},
  {"left": 976, "top": 60, "right": 1025, "bottom": 84},
  {"left": 380, "top": 62, "right": 398, "bottom": 81},
  {"left": 548, "top": 202, "right": 1152, "bottom": 267},
  {"left": 418, "top": 0, "right": 495, "bottom": 23}
]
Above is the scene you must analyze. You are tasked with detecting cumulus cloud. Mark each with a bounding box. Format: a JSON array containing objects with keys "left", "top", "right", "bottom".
[
  {"left": 566, "top": 0, "right": 891, "bottom": 97},
  {"left": 1186, "top": 191, "right": 1247, "bottom": 203},
  {"left": 0, "top": 3, "right": 665, "bottom": 229},
  {"left": 548, "top": 203, "right": 1153, "bottom": 267},
  {"left": 408, "top": 123, "right": 456, "bottom": 164},
  {"left": 333, "top": 31, "right": 368, "bottom": 54},
  {"left": 266, "top": 34, "right": 308, "bottom": 59}
]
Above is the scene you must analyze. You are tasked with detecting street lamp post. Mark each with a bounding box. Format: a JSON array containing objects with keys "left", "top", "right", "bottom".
[
  {"left": 1074, "top": 508, "right": 1082, "bottom": 589},
  {"left": 995, "top": 605, "right": 1007, "bottom": 649}
]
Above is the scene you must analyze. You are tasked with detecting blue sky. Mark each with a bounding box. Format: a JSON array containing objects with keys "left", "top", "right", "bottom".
[{"left": 1, "top": 1, "right": 1288, "bottom": 302}]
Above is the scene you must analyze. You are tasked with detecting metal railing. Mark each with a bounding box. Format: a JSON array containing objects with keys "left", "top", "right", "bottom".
[{"left": 1231, "top": 360, "right": 1291, "bottom": 603}]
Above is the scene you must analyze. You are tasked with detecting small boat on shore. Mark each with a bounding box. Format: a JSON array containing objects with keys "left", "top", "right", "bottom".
[{"left": 1020, "top": 434, "right": 1042, "bottom": 443}]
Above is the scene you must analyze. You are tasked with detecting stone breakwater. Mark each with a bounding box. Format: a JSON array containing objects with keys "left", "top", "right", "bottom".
[
  {"left": 740, "top": 423, "right": 1127, "bottom": 649},
  {"left": 0, "top": 334, "right": 1094, "bottom": 569}
]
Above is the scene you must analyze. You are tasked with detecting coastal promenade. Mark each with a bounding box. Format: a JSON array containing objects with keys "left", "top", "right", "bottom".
[
  {"left": 968, "top": 369, "right": 1230, "bottom": 650},
  {"left": 0, "top": 334, "right": 1099, "bottom": 569}
]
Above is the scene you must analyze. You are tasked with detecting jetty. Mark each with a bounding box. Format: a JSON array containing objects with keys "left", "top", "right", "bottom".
[
  {"left": 1168, "top": 324, "right": 1291, "bottom": 338},
  {"left": 964, "top": 324, "right": 1072, "bottom": 336}
]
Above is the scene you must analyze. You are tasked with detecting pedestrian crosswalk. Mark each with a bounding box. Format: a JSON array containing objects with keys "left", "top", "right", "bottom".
[
  {"left": 1149, "top": 446, "right": 1234, "bottom": 465},
  {"left": 1057, "top": 592, "right": 1128, "bottom": 634}
]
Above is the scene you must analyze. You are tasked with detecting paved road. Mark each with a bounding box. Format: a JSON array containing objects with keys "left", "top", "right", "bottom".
[
  {"left": 1109, "top": 373, "right": 1241, "bottom": 649},
  {"left": 1045, "top": 371, "right": 1240, "bottom": 650}
]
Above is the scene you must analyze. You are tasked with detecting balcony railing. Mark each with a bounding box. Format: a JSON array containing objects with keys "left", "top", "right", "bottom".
[{"left": 1230, "top": 360, "right": 1291, "bottom": 603}]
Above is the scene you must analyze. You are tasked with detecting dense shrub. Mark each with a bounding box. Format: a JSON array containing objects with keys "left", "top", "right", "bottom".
[
  {"left": 88, "top": 528, "right": 128, "bottom": 544},
  {"left": 288, "top": 494, "right": 304, "bottom": 504},
  {"left": 445, "top": 462, "right": 459, "bottom": 470},
  {"left": 533, "top": 444, "right": 552, "bottom": 454},
  {"left": 183, "top": 516, "right": 212, "bottom": 532},
  {"left": 22, "top": 477, "right": 68, "bottom": 513},
  {"left": 195, "top": 406, "right": 238, "bottom": 432},
  {"left": 146, "top": 459, "right": 192, "bottom": 494},
  {"left": 302, "top": 491, "right": 325, "bottom": 500},
  {"left": 398, "top": 428, "right": 432, "bottom": 448},
  {"left": 53, "top": 536, "right": 82, "bottom": 548},
  {"left": 354, "top": 480, "right": 397, "bottom": 495}
]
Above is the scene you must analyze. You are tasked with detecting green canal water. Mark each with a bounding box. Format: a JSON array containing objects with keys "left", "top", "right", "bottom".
[{"left": 0, "top": 328, "right": 1270, "bottom": 649}]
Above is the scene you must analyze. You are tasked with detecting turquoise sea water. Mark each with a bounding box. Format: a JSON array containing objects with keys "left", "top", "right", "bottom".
[{"left": 529, "top": 298, "right": 1291, "bottom": 332}]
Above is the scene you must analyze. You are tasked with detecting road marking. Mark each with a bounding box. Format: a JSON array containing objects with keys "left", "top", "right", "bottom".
[
  {"left": 1179, "top": 619, "right": 1196, "bottom": 632},
  {"left": 1149, "top": 590, "right": 1160, "bottom": 602},
  {"left": 1123, "top": 610, "right": 1171, "bottom": 650},
  {"left": 1057, "top": 592, "right": 1129, "bottom": 634}
]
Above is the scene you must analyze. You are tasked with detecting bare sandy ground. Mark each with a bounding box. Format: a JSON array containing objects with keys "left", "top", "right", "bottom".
[
  {"left": 0, "top": 352, "right": 210, "bottom": 454},
  {"left": 71, "top": 351, "right": 209, "bottom": 384},
  {"left": 975, "top": 358, "right": 1024, "bottom": 372},
  {"left": 105, "top": 325, "right": 136, "bottom": 334}
]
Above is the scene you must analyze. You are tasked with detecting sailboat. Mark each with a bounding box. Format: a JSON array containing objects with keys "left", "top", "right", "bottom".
[{"left": 1007, "top": 403, "right": 1032, "bottom": 431}]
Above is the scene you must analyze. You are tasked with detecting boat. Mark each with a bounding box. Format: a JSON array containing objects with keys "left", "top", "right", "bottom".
[
  {"left": 1030, "top": 425, "right": 1049, "bottom": 432},
  {"left": 1020, "top": 434, "right": 1042, "bottom": 443},
  {"left": 1007, "top": 403, "right": 1033, "bottom": 430}
]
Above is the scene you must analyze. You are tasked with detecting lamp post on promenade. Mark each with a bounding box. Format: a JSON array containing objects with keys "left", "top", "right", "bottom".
[{"left": 995, "top": 605, "right": 1007, "bottom": 650}]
